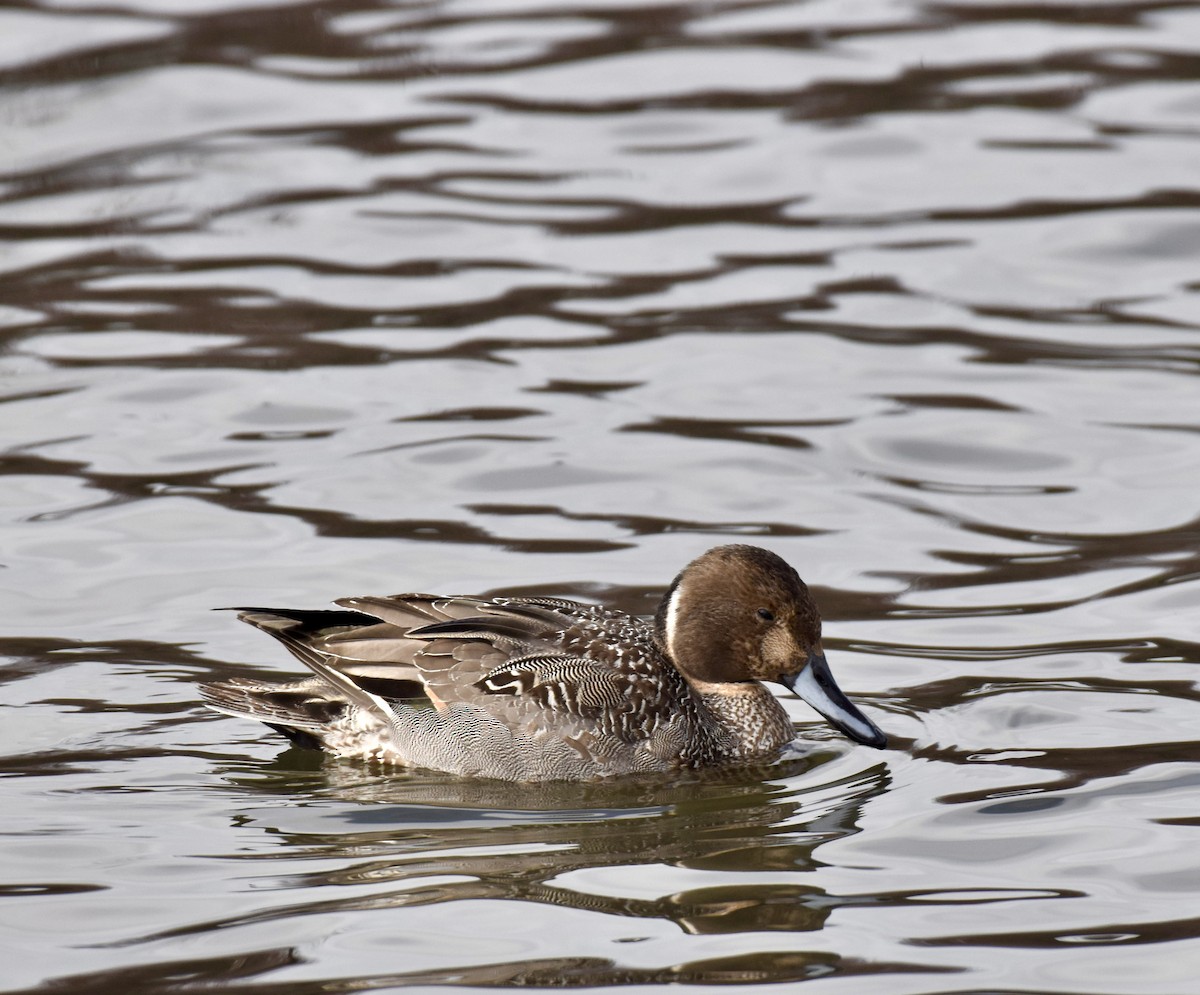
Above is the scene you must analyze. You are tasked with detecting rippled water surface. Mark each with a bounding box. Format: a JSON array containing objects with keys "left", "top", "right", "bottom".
[{"left": 3, "top": 0, "right": 1200, "bottom": 991}]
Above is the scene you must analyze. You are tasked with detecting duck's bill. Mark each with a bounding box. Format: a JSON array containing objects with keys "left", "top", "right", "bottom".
[{"left": 782, "top": 653, "right": 888, "bottom": 749}]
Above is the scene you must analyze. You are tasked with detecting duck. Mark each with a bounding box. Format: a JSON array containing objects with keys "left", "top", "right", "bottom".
[{"left": 201, "top": 544, "right": 887, "bottom": 781}]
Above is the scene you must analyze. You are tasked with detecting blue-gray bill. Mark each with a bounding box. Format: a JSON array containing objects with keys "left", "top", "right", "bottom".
[{"left": 782, "top": 654, "right": 888, "bottom": 749}]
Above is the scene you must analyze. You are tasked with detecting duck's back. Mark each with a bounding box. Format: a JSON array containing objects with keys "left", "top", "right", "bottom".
[{"left": 203, "top": 595, "right": 732, "bottom": 780}]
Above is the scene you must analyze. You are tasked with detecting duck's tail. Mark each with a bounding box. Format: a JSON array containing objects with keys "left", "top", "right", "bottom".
[
  {"left": 200, "top": 607, "right": 405, "bottom": 759},
  {"left": 199, "top": 676, "right": 345, "bottom": 751}
]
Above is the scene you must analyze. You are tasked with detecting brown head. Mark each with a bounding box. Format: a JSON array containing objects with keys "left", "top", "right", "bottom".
[{"left": 655, "top": 545, "right": 887, "bottom": 749}]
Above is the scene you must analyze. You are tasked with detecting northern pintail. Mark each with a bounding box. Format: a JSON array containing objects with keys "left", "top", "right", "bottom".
[{"left": 201, "top": 544, "right": 887, "bottom": 781}]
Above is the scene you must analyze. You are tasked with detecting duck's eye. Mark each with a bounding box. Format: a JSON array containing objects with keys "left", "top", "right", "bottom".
[{"left": 756, "top": 608, "right": 775, "bottom": 622}]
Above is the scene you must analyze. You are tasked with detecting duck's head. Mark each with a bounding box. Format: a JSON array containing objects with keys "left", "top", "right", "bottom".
[{"left": 655, "top": 544, "right": 887, "bottom": 750}]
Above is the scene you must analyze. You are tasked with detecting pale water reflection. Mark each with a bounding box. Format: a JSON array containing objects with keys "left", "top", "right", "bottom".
[{"left": 1, "top": 0, "right": 1199, "bottom": 992}]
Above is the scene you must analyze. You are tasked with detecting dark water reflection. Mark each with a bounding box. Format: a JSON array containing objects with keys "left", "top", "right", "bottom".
[{"left": 2, "top": 0, "right": 1200, "bottom": 992}]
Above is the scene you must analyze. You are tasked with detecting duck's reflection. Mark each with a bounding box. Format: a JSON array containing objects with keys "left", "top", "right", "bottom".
[
  {"left": 103, "top": 749, "right": 963, "bottom": 989},
  {"left": 35, "top": 944, "right": 948, "bottom": 992},
  {"left": 182, "top": 747, "right": 891, "bottom": 941}
]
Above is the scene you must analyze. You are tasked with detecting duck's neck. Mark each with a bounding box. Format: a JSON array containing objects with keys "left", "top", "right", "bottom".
[{"left": 689, "top": 679, "right": 795, "bottom": 759}]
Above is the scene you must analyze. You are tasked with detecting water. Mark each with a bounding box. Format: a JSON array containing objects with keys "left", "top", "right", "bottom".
[{"left": 2, "top": 0, "right": 1199, "bottom": 991}]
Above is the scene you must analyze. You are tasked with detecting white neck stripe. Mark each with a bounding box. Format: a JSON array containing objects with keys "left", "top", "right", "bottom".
[{"left": 663, "top": 582, "right": 683, "bottom": 659}]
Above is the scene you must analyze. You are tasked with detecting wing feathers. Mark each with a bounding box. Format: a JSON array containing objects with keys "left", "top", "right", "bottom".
[
  {"left": 209, "top": 596, "right": 680, "bottom": 765},
  {"left": 231, "top": 609, "right": 398, "bottom": 741}
]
